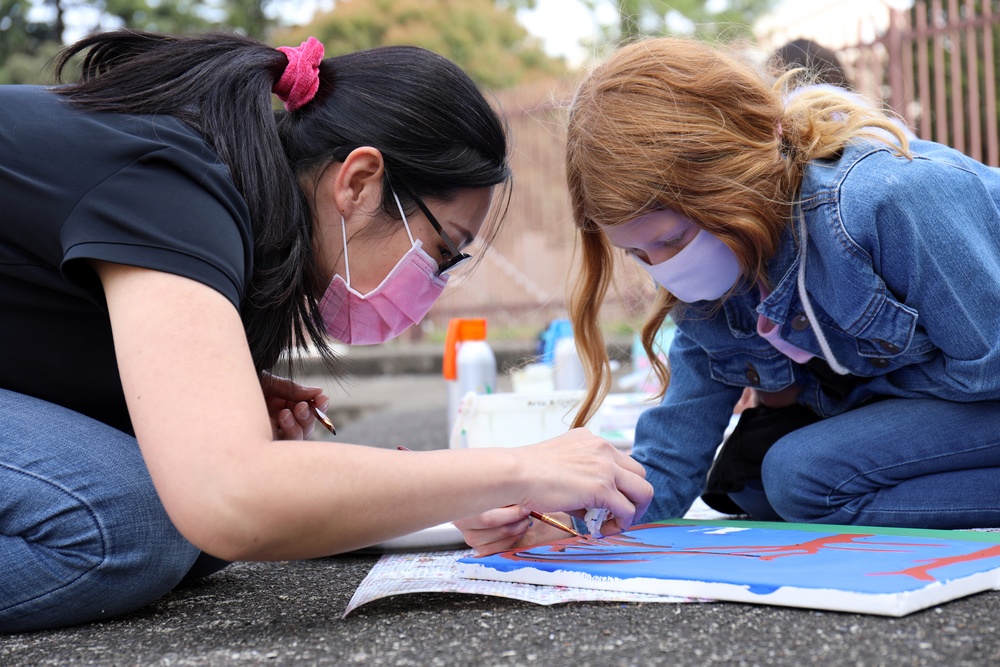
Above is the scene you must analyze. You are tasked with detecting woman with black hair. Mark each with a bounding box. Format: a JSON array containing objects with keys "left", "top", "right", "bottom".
[{"left": 0, "top": 31, "right": 652, "bottom": 633}]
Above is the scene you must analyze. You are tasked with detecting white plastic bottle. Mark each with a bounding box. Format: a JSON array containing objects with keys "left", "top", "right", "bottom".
[
  {"left": 457, "top": 339, "right": 497, "bottom": 398},
  {"left": 444, "top": 318, "right": 497, "bottom": 440},
  {"left": 553, "top": 335, "right": 586, "bottom": 391}
]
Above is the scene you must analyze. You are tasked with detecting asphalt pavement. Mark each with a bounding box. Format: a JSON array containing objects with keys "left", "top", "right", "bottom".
[{"left": 3, "top": 351, "right": 1000, "bottom": 666}]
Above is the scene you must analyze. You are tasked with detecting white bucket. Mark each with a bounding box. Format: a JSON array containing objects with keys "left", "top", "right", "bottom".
[{"left": 450, "top": 390, "right": 594, "bottom": 449}]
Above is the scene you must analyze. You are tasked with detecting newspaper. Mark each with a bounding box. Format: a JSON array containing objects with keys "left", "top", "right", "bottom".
[
  {"left": 342, "top": 499, "right": 730, "bottom": 616},
  {"left": 343, "top": 548, "right": 691, "bottom": 616}
]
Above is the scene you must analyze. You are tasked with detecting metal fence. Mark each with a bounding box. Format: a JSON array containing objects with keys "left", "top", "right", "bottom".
[{"left": 838, "top": 0, "right": 1000, "bottom": 166}]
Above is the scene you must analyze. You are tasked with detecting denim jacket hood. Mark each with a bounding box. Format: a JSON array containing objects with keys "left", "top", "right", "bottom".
[{"left": 631, "top": 138, "right": 1000, "bottom": 522}]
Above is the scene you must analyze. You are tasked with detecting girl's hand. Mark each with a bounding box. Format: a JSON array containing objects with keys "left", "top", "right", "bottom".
[
  {"left": 261, "top": 372, "right": 330, "bottom": 441},
  {"left": 455, "top": 506, "right": 571, "bottom": 555}
]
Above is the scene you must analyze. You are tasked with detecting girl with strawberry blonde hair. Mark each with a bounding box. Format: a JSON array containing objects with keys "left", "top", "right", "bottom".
[{"left": 458, "top": 37, "right": 1000, "bottom": 554}]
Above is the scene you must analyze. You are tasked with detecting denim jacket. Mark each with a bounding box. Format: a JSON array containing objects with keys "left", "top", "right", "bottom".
[{"left": 631, "top": 138, "right": 1000, "bottom": 521}]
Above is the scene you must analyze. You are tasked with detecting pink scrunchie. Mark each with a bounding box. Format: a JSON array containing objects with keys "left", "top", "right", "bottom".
[{"left": 273, "top": 36, "right": 324, "bottom": 112}]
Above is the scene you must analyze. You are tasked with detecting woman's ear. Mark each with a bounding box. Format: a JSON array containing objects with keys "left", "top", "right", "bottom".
[{"left": 332, "top": 147, "right": 385, "bottom": 221}]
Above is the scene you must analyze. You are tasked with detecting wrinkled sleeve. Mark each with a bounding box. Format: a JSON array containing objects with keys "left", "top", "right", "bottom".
[
  {"left": 842, "top": 148, "right": 1000, "bottom": 398},
  {"left": 630, "top": 327, "right": 743, "bottom": 521},
  {"left": 60, "top": 146, "right": 252, "bottom": 311}
]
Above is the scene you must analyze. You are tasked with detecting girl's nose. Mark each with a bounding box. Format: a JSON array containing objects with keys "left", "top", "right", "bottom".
[{"left": 644, "top": 246, "right": 682, "bottom": 266}]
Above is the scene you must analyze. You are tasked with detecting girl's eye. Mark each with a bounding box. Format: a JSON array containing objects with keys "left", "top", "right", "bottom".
[{"left": 661, "top": 231, "right": 689, "bottom": 247}]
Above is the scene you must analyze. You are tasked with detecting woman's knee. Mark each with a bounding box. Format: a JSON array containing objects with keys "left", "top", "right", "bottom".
[
  {"left": 0, "top": 391, "right": 201, "bottom": 632},
  {"left": 0, "top": 462, "right": 200, "bottom": 633}
]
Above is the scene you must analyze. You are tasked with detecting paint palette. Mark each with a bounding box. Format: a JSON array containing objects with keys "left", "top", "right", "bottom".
[{"left": 458, "top": 520, "right": 1000, "bottom": 616}]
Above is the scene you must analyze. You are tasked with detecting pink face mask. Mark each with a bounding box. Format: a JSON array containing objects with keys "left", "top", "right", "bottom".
[{"left": 318, "top": 193, "right": 449, "bottom": 345}]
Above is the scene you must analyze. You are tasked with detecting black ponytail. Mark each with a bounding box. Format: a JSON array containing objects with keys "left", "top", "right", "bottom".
[{"left": 54, "top": 30, "right": 510, "bottom": 376}]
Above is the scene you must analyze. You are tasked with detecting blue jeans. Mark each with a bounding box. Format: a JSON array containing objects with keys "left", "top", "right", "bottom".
[
  {"left": 0, "top": 389, "right": 203, "bottom": 633},
  {"left": 729, "top": 397, "right": 1000, "bottom": 527}
]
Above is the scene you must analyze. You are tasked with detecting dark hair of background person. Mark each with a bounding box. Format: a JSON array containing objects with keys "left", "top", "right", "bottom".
[
  {"left": 53, "top": 30, "right": 511, "bottom": 377},
  {"left": 772, "top": 37, "right": 851, "bottom": 89}
]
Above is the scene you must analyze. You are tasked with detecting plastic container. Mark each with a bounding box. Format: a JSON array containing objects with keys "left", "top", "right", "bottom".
[
  {"left": 510, "top": 362, "right": 555, "bottom": 394},
  {"left": 450, "top": 391, "right": 596, "bottom": 449},
  {"left": 443, "top": 318, "right": 497, "bottom": 439},
  {"left": 538, "top": 318, "right": 574, "bottom": 364},
  {"left": 553, "top": 336, "right": 586, "bottom": 391}
]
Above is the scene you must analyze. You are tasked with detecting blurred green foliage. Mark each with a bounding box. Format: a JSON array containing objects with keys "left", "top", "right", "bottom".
[
  {"left": 2, "top": 0, "right": 782, "bottom": 87},
  {"left": 272, "top": 0, "right": 564, "bottom": 90},
  {"left": 592, "top": 0, "right": 777, "bottom": 50},
  {"left": 0, "top": 0, "right": 275, "bottom": 83}
]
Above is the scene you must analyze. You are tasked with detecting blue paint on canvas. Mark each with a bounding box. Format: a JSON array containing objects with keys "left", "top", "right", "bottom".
[{"left": 459, "top": 522, "right": 1000, "bottom": 595}]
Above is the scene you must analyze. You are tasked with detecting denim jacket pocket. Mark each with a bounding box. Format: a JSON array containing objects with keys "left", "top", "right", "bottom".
[
  {"left": 783, "top": 288, "right": 930, "bottom": 374},
  {"left": 850, "top": 294, "right": 926, "bottom": 361},
  {"left": 707, "top": 346, "right": 797, "bottom": 391}
]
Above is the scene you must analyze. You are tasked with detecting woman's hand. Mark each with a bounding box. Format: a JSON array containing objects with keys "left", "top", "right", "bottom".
[
  {"left": 458, "top": 428, "right": 653, "bottom": 554},
  {"left": 516, "top": 427, "right": 652, "bottom": 525},
  {"left": 261, "top": 372, "right": 330, "bottom": 441}
]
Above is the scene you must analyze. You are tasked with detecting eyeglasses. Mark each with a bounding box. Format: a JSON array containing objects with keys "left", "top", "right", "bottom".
[{"left": 409, "top": 193, "right": 473, "bottom": 276}]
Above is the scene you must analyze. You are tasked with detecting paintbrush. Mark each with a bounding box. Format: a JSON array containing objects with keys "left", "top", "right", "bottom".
[
  {"left": 529, "top": 510, "right": 583, "bottom": 538},
  {"left": 395, "top": 445, "right": 582, "bottom": 539},
  {"left": 312, "top": 404, "right": 336, "bottom": 435}
]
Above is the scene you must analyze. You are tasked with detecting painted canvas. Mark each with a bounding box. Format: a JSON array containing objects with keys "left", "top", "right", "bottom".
[{"left": 457, "top": 519, "right": 1000, "bottom": 616}]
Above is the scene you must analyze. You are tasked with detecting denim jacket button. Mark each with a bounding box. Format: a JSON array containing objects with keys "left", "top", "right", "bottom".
[
  {"left": 791, "top": 314, "right": 810, "bottom": 331},
  {"left": 869, "top": 357, "right": 889, "bottom": 369},
  {"left": 877, "top": 339, "right": 900, "bottom": 354},
  {"left": 745, "top": 366, "right": 761, "bottom": 385}
]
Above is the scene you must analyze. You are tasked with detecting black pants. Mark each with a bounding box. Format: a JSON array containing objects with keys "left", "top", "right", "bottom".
[
  {"left": 178, "top": 553, "right": 231, "bottom": 586},
  {"left": 701, "top": 403, "right": 823, "bottom": 515}
]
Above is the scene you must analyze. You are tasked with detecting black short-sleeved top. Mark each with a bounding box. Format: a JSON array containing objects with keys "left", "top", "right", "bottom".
[{"left": 0, "top": 85, "right": 253, "bottom": 434}]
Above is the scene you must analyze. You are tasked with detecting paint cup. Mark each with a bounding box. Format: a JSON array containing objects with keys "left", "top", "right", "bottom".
[{"left": 450, "top": 391, "right": 600, "bottom": 449}]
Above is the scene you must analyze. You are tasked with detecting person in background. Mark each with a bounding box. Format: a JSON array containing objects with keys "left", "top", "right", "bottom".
[
  {"left": 772, "top": 37, "right": 916, "bottom": 140},
  {"left": 0, "top": 31, "right": 651, "bottom": 633},
  {"left": 457, "top": 36, "right": 1000, "bottom": 554},
  {"left": 773, "top": 37, "right": 851, "bottom": 89}
]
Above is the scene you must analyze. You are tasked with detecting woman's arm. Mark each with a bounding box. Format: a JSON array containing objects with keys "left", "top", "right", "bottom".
[{"left": 95, "top": 261, "right": 651, "bottom": 561}]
